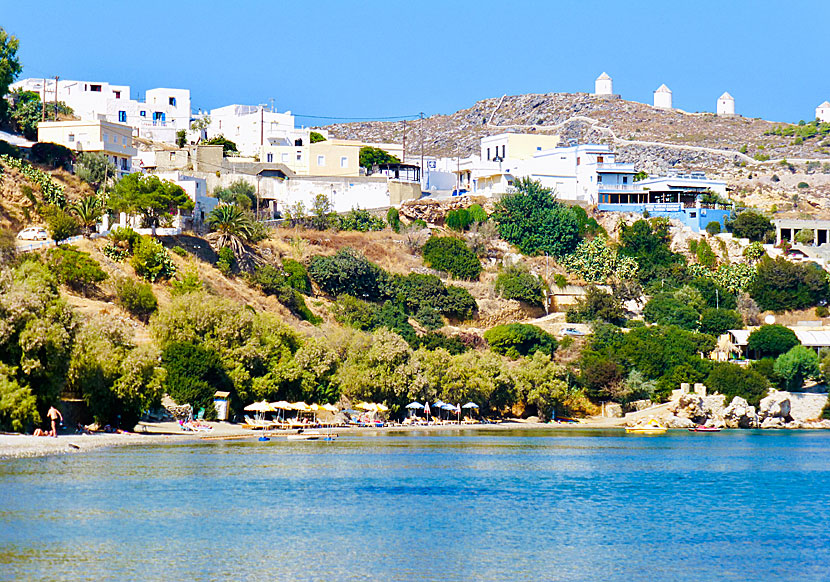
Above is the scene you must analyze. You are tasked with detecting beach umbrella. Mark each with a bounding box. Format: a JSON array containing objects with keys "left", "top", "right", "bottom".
[
  {"left": 321, "top": 403, "right": 338, "bottom": 412},
  {"left": 270, "top": 401, "right": 292, "bottom": 410},
  {"left": 406, "top": 402, "right": 424, "bottom": 409},
  {"left": 356, "top": 402, "right": 375, "bottom": 411},
  {"left": 375, "top": 403, "right": 389, "bottom": 412},
  {"left": 462, "top": 402, "right": 479, "bottom": 409},
  {"left": 292, "top": 402, "right": 310, "bottom": 411},
  {"left": 244, "top": 401, "right": 274, "bottom": 412},
  {"left": 424, "top": 401, "right": 431, "bottom": 420}
]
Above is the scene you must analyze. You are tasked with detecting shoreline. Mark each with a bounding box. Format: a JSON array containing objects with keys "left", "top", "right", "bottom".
[{"left": 5, "top": 415, "right": 829, "bottom": 460}]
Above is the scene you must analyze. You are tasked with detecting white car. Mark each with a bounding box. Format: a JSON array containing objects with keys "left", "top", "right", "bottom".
[{"left": 16, "top": 227, "right": 49, "bottom": 241}]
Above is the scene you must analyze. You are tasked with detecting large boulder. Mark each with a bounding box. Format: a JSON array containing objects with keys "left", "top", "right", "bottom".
[
  {"left": 761, "top": 417, "right": 786, "bottom": 429},
  {"left": 670, "top": 394, "right": 711, "bottom": 425},
  {"left": 665, "top": 415, "right": 695, "bottom": 429},
  {"left": 723, "top": 396, "right": 759, "bottom": 429},
  {"left": 759, "top": 392, "right": 792, "bottom": 421}
]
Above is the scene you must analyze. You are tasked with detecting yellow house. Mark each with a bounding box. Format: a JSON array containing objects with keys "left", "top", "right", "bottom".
[
  {"left": 480, "top": 133, "right": 560, "bottom": 162},
  {"left": 261, "top": 138, "right": 404, "bottom": 178},
  {"left": 37, "top": 119, "right": 137, "bottom": 177}
]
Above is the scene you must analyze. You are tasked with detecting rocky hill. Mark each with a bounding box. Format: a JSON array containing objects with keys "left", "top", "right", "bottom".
[{"left": 325, "top": 92, "right": 830, "bottom": 210}]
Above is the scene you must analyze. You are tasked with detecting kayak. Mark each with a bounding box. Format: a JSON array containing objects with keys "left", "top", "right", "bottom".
[{"left": 688, "top": 426, "right": 722, "bottom": 432}]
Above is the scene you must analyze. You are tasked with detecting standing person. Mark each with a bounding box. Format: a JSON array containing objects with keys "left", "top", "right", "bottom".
[{"left": 47, "top": 406, "right": 63, "bottom": 438}]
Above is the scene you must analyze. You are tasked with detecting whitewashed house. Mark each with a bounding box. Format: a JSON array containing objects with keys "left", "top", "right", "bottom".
[
  {"left": 717, "top": 92, "right": 735, "bottom": 116},
  {"left": 653, "top": 84, "right": 673, "bottom": 109},
  {"left": 205, "top": 104, "right": 301, "bottom": 157},
  {"left": 817, "top": 101, "right": 830, "bottom": 123}
]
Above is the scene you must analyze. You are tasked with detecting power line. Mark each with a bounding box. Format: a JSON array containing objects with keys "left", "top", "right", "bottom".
[{"left": 291, "top": 113, "right": 422, "bottom": 121}]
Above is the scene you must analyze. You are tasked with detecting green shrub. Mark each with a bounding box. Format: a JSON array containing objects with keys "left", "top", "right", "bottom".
[
  {"left": 0, "top": 140, "right": 22, "bottom": 159},
  {"left": 816, "top": 305, "right": 829, "bottom": 318},
  {"left": 337, "top": 208, "right": 386, "bottom": 232},
  {"left": 31, "top": 142, "right": 74, "bottom": 169},
  {"left": 131, "top": 237, "right": 177, "bottom": 282},
  {"left": 413, "top": 332, "right": 467, "bottom": 354},
  {"left": 109, "top": 226, "right": 140, "bottom": 252},
  {"left": 171, "top": 269, "right": 204, "bottom": 296},
  {"left": 249, "top": 264, "right": 320, "bottom": 323},
  {"left": 444, "top": 286, "right": 477, "bottom": 320},
  {"left": 749, "top": 256, "right": 829, "bottom": 312},
  {"left": 446, "top": 208, "right": 472, "bottom": 231},
  {"left": 0, "top": 154, "right": 66, "bottom": 206},
  {"left": 774, "top": 345, "right": 819, "bottom": 391},
  {"left": 705, "top": 363, "right": 769, "bottom": 408},
  {"left": 494, "top": 264, "right": 544, "bottom": 306},
  {"left": 308, "top": 248, "right": 388, "bottom": 300},
  {"left": 42, "top": 205, "right": 80, "bottom": 242},
  {"left": 705, "top": 221, "right": 722, "bottom": 235},
  {"left": 171, "top": 245, "right": 187, "bottom": 257},
  {"left": 553, "top": 274, "right": 568, "bottom": 288},
  {"left": 216, "top": 247, "right": 235, "bottom": 277},
  {"left": 699, "top": 308, "right": 743, "bottom": 336},
  {"left": 484, "top": 323, "right": 557, "bottom": 359},
  {"left": 414, "top": 306, "right": 444, "bottom": 330},
  {"left": 410, "top": 219, "right": 427, "bottom": 229},
  {"left": 727, "top": 210, "right": 773, "bottom": 242},
  {"left": 468, "top": 204, "right": 488, "bottom": 223},
  {"left": 332, "top": 295, "right": 379, "bottom": 331},
  {"left": 387, "top": 207, "right": 401, "bottom": 232},
  {"left": 162, "top": 341, "right": 230, "bottom": 413},
  {"left": 567, "top": 286, "right": 626, "bottom": 325},
  {"left": 46, "top": 246, "right": 107, "bottom": 294},
  {"left": 373, "top": 301, "right": 416, "bottom": 343},
  {"left": 282, "top": 259, "right": 312, "bottom": 294},
  {"left": 422, "top": 236, "right": 482, "bottom": 280},
  {"left": 747, "top": 324, "right": 799, "bottom": 358},
  {"left": 114, "top": 277, "right": 158, "bottom": 322},
  {"left": 643, "top": 293, "right": 699, "bottom": 330}
]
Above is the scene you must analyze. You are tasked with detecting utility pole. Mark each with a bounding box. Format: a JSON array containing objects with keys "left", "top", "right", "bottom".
[
  {"left": 401, "top": 120, "right": 406, "bottom": 162},
  {"left": 53, "top": 76, "right": 59, "bottom": 121},
  {"left": 419, "top": 112, "right": 424, "bottom": 185},
  {"left": 260, "top": 105, "right": 264, "bottom": 148},
  {"left": 41, "top": 78, "right": 47, "bottom": 122}
]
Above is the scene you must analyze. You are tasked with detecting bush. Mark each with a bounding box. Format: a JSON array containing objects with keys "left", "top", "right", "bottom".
[
  {"left": 553, "top": 274, "right": 568, "bottom": 288},
  {"left": 162, "top": 341, "right": 231, "bottom": 413},
  {"left": 774, "top": 345, "right": 819, "bottom": 391},
  {"left": 816, "top": 305, "right": 829, "bottom": 318},
  {"left": 567, "top": 286, "right": 626, "bottom": 325},
  {"left": 747, "top": 324, "right": 799, "bottom": 358},
  {"left": 705, "top": 221, "right": 722, "bottom": 236},
  {"left": 308, "top": 248, "right": 388, "bottom": 300},
  {"left": 484, "top": 323, "right": 557, "bottom": 359},
  {"left": 332, "top": 295, "right": 379, "bottom": 331},
  {"left": 216, "top": 247, "right": 235, "bottom": 277},
  {"left": 282, "top": 259, "right": 312, "bottom": 294},
  {"left": 171, "top": 269, "right": 203, "bottom": 296},
  {"left": 494, "top": 264, "right": 544, "bottom": 306},
  {"left": 422, "top": 236, "right": 482, "bottom": 280},
  {"left": 171, "top": 245, "right": 187, "bottom": 257},
  {"left": 0, "top": 154, "right": 65, "bottom": 206},
  {"left": 492, "top": 177, "right": 580, "bottom": 257},
  {"left": 468, "top": 204, "right": 488, "bottom": 223},
  {"left": 114, "top": 278, "right": 158, "bottom": 322},
  {"left": 706, "top": 363, "right": 769, "bottom": 407},
  {"left": 43, "top": 206, "right": 80, "bottom": 242},
  {"left": 386, "top": 207, "right": 400, "bottom": 232},
  {"left": 618, "top": 218, "right": 685, "bottom": 284},
  {"left": 414, "top": 306, "right": 444, "bottom": 330},
  {"left": 131, "top": 237, "right": 177, "bottom": 282},
  {"left": 30, "top": 142, "right": 74, "bottom": 169},
  {"left": 337, "top": 208, "right": 386, "bottom": 232},
  {"left": 248, "top": 264, "right": 320, "bottom": 323},
  {"left": 749, "top": 256, "right": 829, "bottom": 312},
  {"left": 446, "top": 208, "right": 472, "bottom": 231},
  {"left": 109, "top": 226, "right": 141, "bottom": 252},
  {"left": 742, "top": 241, "right": 766, "bottom": 262},
  {"left": 728, "top": 210, "right": 773, "bottom": 242},
  {"left": 444, "top": 286, "right": 477, "bottom": 320},
  {"left": 413, "top": 332, "right": 467, "bottom": 355},
  {"left": 46, "top": 246, "right": 107, "bottom": 294},
  {"left": 699, "top": 308, "right": 743, "bottom": 336}
]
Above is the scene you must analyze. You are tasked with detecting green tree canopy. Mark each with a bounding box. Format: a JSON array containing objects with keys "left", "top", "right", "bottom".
[
  {"left": 0, "top": 27, "right": 22, "bottom": 123},
  {"left": 491, "top": 177, "right": 580, "bottom": 257},
  {"left": 774, "top": 345, "right": 819, "bottom": 392},
  {"left": 749, "top": 256, "right": 829, "bottom": 312},
  {"left": 618, "top": 218, "right": 686, "bottom": 284},
  {"left": 359, "top": 146, "right": 400, "bottom": 171},
  {"left": 108, "top": 173, "right": 193, "bottom": 230},
  {"left": 705, "top": 363, "right": 769, "bottom": 407},
  {"left": 309, "top": 131, "right": 326, "bottom": 143},
  {"left": 422, "top": 236, "right": 482, "bottom": 280},
  {"left": 643, "top": 293, "right": 700, "bottom": 330},
  {"left": 484, "top": 323, "right": 558, "bottom": 359},
  {"left": 747, "top": 324, "right": 799, "bottom": 358},
  {"left": 213, "top": 179, "right": 256, "bottom": 210},
  {"left": 699, "top": 308, "right": 743, "bottom": 337},
  {"left": 75, "top": 152, "right": 116, "bottom": 191},
  {"left": 204, "top": 135, "right": 238, "bottom": 154},
  {"left": 494, "top": 264, "right": 544, "bottom": 307},
  {"left": 728, "top": 210, "right": 773, "bottom": 242}
]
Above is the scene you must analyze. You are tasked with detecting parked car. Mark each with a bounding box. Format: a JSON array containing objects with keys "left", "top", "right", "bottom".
[
  {"left": 451, "top": 188, "right": 468, "bottom": 197},
  {"left": 562, "top": 327, "right": 587, "bottom": 336},
  {"left": 16, "top": 227, "right": 49, "bottom": 241}
]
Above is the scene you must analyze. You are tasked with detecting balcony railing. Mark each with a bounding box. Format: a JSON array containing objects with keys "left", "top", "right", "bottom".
[
  {"left": 596, "top": 162, "right": 636, "bottom": 171},
  {"left": 598, "top": 183, "right": 641, "bottom": 191}
]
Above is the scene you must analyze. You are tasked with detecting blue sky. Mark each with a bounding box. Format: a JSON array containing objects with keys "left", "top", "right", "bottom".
[{"left": 2, "top": 0, "right": 828, "bottom": 124}]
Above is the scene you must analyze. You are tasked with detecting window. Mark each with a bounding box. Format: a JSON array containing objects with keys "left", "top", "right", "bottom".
[
  {"left": 122, "top": 136, "right": 128, "bottom": 145},
  {"left": 90, "top": 84, "right": 102, "bottom": 92},
  {"left": 597, "top": 175, "right": 603, "bottom": 183},
  {"left": 103, "top": 132, "right": 109, "bottom": 143},
  {"left": 317, "top": 155, "right": 325, "bottom": 166},
  {"left": 340, "top": 156, "right": 348, "bottom": 168},
  {"left": 118, "top": 110, "right": 127, "bottom": 123},
  {"left": 597, "top": 156, "right": 604, "bottom": 163},
  {"left": 153, "top": 112, "right": 165, "bottom": 122},
  {"left": 140, "top": 110, "right": 146, "bottom": 117},
  {"left": 169, "top": 97, "right": 176, "bottom": 106},
  {"left": 296, "top": 153, "right": 302, "bottom": 161},
  {"left": 114, "top": 91, "right": 121, "bottom": 99},
  {"left": 68, "top": 134, "right": 75, "bottom": 142},
  {"left": 622, "top": 176, "right": 628, "bottom": 184},
  {"left": 577, "top": 157, "right": 581, "bottom": 166},
  {"left": 502, "top": 145, "right": 506, "bottom": 158},
  {"left": 537, "top": 146, "right": 542, "bottom": 151},
  {"left": 486, "top": 148, "right": 490, "bottom": 160},
  {"left": 266, "top": 153, "right": 273, "bottom": 163}
]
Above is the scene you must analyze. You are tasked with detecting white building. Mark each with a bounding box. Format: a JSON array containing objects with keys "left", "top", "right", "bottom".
[
  {"left": 817, "top": 101, "right": 830, "bottom": 123},
  {"left": 595, "top": 72, "right": 613, "bottom": 96},
  {"left": 653, "top": 84, "right": 673, "bottom": 109},
  {"left": 154, "top": 171, "right": 219, "bottom": 226},
  {"left": 717, "top": 92, "right": 735, "bottom": 116},
  {"left": 10, "top": 78, "right": 191, "bottom": 142},
  {"left": 205, "top": 104, "right": 300, "bottom": 156},
  {"left": 37, "top": 119, "right": 137, "bottom": 177}
]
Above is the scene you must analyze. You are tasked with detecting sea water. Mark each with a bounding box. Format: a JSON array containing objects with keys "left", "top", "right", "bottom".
[{"left": 1, "top": 429, "right": 829, "bottom": 581}]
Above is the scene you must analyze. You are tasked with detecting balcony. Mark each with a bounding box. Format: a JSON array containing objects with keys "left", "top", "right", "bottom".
[
  {"left": 596, "top": 162, "right": 636, "bottom": 172},
  {"left": 598, "top": 183, "right": 641, "bottom": 192}
]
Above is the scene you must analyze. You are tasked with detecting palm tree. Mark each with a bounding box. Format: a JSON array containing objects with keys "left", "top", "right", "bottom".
[
  {"left": 71, "top": 195, "right": 103, "bottom": 236},
  {"left": 206, "top": 204, "right": 255, "bottom": 256}
]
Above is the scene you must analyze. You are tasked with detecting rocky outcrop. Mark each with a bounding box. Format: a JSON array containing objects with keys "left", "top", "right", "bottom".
[
  {"left": 723, "top": 397, "right": 759, "bottom": 429},
  {"left": 668, "top": 394, "right": 726, "bottom": 426},
  {"left": 759, "top": 392, "right": 792, "bottom": 422}
]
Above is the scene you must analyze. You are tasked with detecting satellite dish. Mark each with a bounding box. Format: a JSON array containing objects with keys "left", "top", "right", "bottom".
[{"left": 765, "top": 315, "right": 776, "bottom": 325}]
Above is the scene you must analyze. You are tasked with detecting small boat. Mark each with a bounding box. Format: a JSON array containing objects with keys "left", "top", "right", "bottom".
[
  {"left": 688, "top": 426, "right": 722, "bottom": 432},
  {"left": 286, "top": 430, "right": 339, "bottom": 441},
  {"left": 625, "top": 419, "right": 667, "bottom": 434}
]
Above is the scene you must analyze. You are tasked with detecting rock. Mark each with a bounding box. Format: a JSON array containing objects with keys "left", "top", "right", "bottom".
[
  {"left": 628, "top": 399, "right": 653, "bottom": 413},
  {"left": 761, "top": 417, "right": 785, "bottom": 429},
  {"left": 665, "top": 415, "right": 695, "bottom": 429},
  {"left": 759, "top": 392, "right": 792, "bottom": 420},
  {"left": 604, "top": 403, "right": 623, "bottom": 418},
  {"left": 670, "top": 394, "right": 711, "bottom": 424},
  {"left": 723, "top": 396, "right": 759, "bottom": 429},
  {"left": 785, "top": 392, "right": 829, "bottom": 422},
  {"left": 784, "top": 420, "right": 803, "bottom": 430}
]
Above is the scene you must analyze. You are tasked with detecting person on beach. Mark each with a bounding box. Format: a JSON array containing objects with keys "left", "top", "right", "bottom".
[{"left": 47, "top": 406, "right": 62, "bottom": 438}]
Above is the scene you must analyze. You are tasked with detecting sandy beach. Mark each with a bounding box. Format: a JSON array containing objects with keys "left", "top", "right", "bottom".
[{"left": 0, "top": 417, "right": 626, "bottom": 459}]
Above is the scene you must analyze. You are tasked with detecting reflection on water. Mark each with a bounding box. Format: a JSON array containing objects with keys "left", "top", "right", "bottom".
[{"left": 2, "top": 429, "right": 830, "bottom": 581}]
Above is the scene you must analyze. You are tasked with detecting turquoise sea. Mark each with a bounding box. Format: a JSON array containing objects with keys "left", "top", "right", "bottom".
[{"left": 1, "top": 429, "right": 830, "bottom": 581}]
